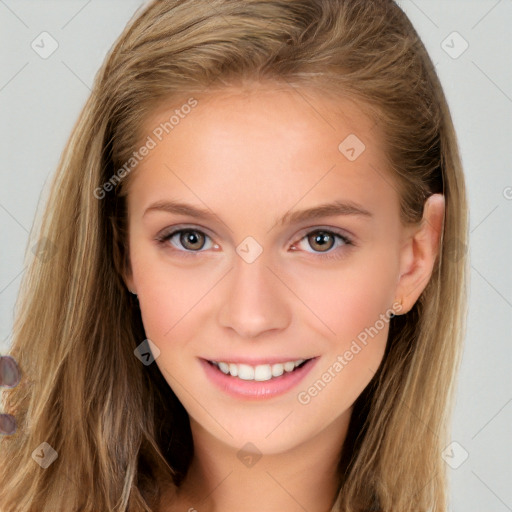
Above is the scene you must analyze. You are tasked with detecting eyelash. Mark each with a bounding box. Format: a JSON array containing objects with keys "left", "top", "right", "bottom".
[{"left": 155, "top": 226, "right": 354, "bottom": 261}]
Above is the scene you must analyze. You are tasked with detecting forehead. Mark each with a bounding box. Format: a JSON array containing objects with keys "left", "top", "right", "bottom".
[
  {"left": 140, "top": 83, "right": 381, "bottom": 154},
  {"left": 125, "top": 84, "right": 398, "bottom": 225}
]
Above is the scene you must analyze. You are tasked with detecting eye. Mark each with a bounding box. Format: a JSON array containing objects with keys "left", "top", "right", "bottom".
[
  {"left": 291, "top": 229, "right": 353, "bottom": 260},
  {"left": 156, "top": 227, "right": 216, "bottom": 254},
  {"left": 156, "top": 226, "right": 354, "bottom": 260}
]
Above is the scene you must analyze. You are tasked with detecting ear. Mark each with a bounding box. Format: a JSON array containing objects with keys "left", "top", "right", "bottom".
[
  {"left": 121, "top": 252, "right": 136, "bottom": 295},
  {"left": 394, "top": 194, "right": 445, "bottom": 314},
  {"left": 124, "top": 267, "right": 136, "bottom": 295},
  {"left": 113, "top": 213, "right": 137, "bottom": 295}
]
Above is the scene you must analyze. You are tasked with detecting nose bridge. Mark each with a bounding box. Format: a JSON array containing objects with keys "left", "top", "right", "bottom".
[{"left": 217, "top": 245, "right": 290, "bottom": 338}]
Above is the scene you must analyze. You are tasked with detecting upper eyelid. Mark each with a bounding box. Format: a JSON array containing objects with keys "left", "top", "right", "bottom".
[{"left": 157, "top": 224, "right": 216, "bottom": 242}]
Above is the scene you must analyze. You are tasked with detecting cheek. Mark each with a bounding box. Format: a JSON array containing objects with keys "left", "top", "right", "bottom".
[
  {"left": 294, "top": 303, "right": 393, "bottom": 419},
  {"left": 291, "top": 247, "right": 399, "bottom": 399},
  {"left": 291, "top": 246, "right": 399, "bottom": 344},
  {"left": 131, "top": 246, "right": 217, "bottom": 349}
]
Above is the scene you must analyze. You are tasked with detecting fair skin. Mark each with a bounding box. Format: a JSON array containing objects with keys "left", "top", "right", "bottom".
[{"left": 123, "top": 83, "right": 444, "bottom": 512}]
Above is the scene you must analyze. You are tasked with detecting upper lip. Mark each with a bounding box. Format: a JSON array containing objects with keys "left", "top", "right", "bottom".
[{"left": 202, "top": 356, "right": 316, "bottom": 365}]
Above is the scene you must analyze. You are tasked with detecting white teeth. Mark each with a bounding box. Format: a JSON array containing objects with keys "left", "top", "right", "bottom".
[
  {"left": 229, "top": 363, "right": 238, "bottom": 377},
  {"left": 237, "top": 364, "right": 254, "bottom": 380},
  {"left": 254, "top": 365, "right": 272, "bottom": 381},
  {"left": 271, "top": 363, "right": 284, "bottom": 377},
  {"left": 283, "top": 361, "right": 295, "bottom": 372},
  {"left": 218, "top": 362, "right": 230, "bottom": 374},
  {"left": 211, "top": 359, "right": 307, "bottom": 381}
]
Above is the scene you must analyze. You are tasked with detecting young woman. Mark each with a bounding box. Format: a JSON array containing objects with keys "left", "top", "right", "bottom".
[{"left": 0, "top": 1, "right": 468, "bottom": 511}]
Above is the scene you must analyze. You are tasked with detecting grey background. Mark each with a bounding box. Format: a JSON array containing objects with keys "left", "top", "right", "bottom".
[{"left": 1, "top": 1, "right": 511, "bottom": 510}]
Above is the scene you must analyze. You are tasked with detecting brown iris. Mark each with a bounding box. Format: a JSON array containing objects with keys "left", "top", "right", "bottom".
[
  {"left": 307, "top": 230, "right": 335, "bottom": 252},
  {"left": 179, "top": 230, "right": 206, "bottom": 251}
]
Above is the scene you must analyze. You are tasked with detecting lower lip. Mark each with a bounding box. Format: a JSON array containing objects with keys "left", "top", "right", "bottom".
[{"left": 200, "top": 358, "right": 318, "bottom": 400}]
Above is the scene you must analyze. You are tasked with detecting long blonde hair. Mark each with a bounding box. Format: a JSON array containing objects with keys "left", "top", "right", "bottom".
[{"left": 0, "top": 1, "right": 468, "bottom": 510}]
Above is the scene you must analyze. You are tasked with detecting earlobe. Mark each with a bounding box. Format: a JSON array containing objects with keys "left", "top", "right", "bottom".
[{"left": 395, "top": 194, "right": 445, "bottom": 314}]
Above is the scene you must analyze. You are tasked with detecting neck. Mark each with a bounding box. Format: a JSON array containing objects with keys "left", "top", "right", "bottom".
[{"left": 165, "top": 408, "right": 353, "bottom": 512}]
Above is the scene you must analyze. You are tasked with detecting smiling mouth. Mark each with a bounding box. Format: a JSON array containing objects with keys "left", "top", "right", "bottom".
[{"left": 207, "top": 358, "right": 312, "bottom": 381}]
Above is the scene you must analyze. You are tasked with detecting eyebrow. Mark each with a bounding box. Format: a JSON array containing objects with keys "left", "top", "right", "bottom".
[{"left": 143, "top": 199, "right": 373, "bottom": 225}]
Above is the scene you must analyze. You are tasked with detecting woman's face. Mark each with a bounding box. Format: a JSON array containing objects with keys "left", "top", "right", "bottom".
[{"left": 124, "top": 85, "right": 409, "bottom": 454}]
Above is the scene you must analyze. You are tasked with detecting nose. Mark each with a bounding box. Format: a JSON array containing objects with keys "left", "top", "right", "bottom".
[{"left": 217, "top": 252, "right": 291, "bottom": 339}]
